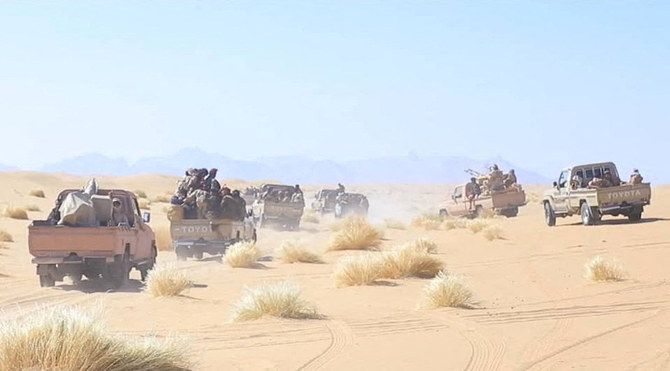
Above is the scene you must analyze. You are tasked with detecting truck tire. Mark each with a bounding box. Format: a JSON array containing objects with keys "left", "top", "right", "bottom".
[
  {"left": 474, "top": 206, "right": 484, "bottom": 218},
  {"left": 439, "top": 209, "right": 448, "bottom": 220},
  {"left": 175, "top": 246, "right": 188, "bottom": 261},
  {"left": 39, "top": 274, "right": 55, "bottom": 287},
  {"left": 628, "top": 207, "right": 643, "bottom": 222},
  {"left": 140, "top": 247, "right": 157, "bottom": 282},
  {"left": 108, "top": 253, "right": 130, "bottom": 288},
  {"left": 502, "top": 207, "right": 519, "bottom": 218},
  {"left": 544, "top": 202, "right": 556, "bottom": 227},
  {"left": 581, "top": 203, "right": 597, "bottom": 226}
]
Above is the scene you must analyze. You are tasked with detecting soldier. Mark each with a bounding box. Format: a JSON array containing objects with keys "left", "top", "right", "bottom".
[
  {"left": 291, "top": 184, "right": 304, "bottom": 203},
  {"left": 488, "top": 164, "right": 504, "bottom": 192},
  {"left": 219, "top": 187, "right": 237, "bottom": 219},
  {"left": 47, "top": 194, "right": 64, "bottom": 224},
  {"left": 337, "top": 183, "right": 346, "bottom": 194},
  {"left": 571, "top": 175, "right": 583, "bottom": 190},
  {"left": 629, "top": 169, "right": 643, "bottom": 184},
  {"left": 204, "top": 168, "right": 221, "bottom": 193},
  {"left": 503, "top": 169, "right": 517, "bottom": 188},
  {"left": 465, "top": 177, "right": 481, "bottom": 211},
  {"left": 602, "top": 169, "right": 616, "bottom": 187},
  {"left": 110, "top": 198, "right": 129, "bottom": 226},
  {"left": 231, "top": 189, "right": 247, "bottom": 221}
]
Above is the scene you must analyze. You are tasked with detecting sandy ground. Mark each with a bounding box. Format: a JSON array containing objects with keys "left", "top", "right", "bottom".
[{"left": 1, "top": 171, "right": 669, "bottom": 370}]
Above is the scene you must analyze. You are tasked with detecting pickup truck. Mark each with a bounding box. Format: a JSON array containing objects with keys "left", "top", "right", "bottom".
[
  {"left": 440, "top": 183, "right": 526, "bottom": 218},
  {"left": 334, "top": 193, "right": 369, "bottom": 218},
  {"left": 29, "top": 189, "right": 156, "bottom": 288},
  {"left": 542, "top": 162, "right": 651, "bottom": 226},
  {"left": 311, "top": 189, "right": 339, "bottom": 214},
  {"left": 171, "top": 217, "right": 257, "bottom": 261},
  {"left": 251, "top": 184, "right": 305, "bottom": 229}
]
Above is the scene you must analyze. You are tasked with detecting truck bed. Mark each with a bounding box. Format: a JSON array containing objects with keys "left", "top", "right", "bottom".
[
  {"left": 29, "top": 225, "right": 133, "bottom": 258},
  {"left": 596, "top": 183, "right": 651, "bottom": 206},
  {"left": 490, "top": 190, "right": 526, "bottom": 209}
]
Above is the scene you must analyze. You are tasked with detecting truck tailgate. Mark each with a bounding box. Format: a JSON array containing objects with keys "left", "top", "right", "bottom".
[
  {"left": 492, "top": 190, "right": 526, "bottom": 209},
  {"left": 28, "top": 225, "right": 131, "bottom": 257},
  {"left": 171, "top": 219, "right": 244, "bottom": 240},
  {"left": 598, "top": 184, "right": 651, "bottom": 205},
  {"left": 264, "top": 202, "right": 303, "bottom": 217}
]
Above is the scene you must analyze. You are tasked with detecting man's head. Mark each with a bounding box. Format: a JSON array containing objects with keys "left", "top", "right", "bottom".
[
  {"left": 470, "top": 177, "right": 477, "bottom": 183},
  {"left": 295, "top": 184, "right": 300, "bottom": 190},
  {"left": 509, "top": 169, "right": 515, "bottom": 174},
  {"left": 632, "top": 169, "right": 639, "bottom": 174},
  {"left": 232, "top": 189, "right": 240, "bottom": 197},
  {"left": 112, "top": 198, "right": 122, "bottom": 209},
  {"left": 209, "top": 168, "right": 218, "bottom": 177},
  {"left": 222, "top": 187, "right": 231, "bottom": 195}
]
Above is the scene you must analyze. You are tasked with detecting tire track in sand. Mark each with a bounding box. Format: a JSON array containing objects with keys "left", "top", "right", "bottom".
[
  {"left": 298, "top": 320, "right": 355, "bottom": 371},
  {"left": 429, "top": 312, "right": 506, "bottom": 371}
]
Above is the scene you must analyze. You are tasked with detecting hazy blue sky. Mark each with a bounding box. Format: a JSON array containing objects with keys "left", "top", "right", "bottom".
[{"left": 1, "top": 1, "right": 668, "bottom": 179}]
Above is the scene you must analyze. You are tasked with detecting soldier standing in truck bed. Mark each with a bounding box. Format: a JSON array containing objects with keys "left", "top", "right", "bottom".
[{"left": 629, "top": 169, "right": 643, "bottom": 184}]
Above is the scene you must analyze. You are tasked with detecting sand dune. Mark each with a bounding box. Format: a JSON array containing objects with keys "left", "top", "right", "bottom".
[{"left": 1, "top": 171, "right": 669, "bottom": 370}]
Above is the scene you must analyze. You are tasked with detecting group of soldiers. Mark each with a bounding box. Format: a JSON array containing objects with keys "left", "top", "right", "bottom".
[
  {"left": 464, "top": 164, "right": 519, "bottom": 211},
  {"left": 260, "top": 185, "right": 304, "bottom": 203},
  {"left": 171, "top": 168, "right": 247, "bottom": 220},
  {"left": 576, "top": 168, "right": 644, "bottom": 189}
]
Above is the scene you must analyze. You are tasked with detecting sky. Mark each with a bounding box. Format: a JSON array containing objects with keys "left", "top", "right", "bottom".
[{"left": 0, "top": 1, "right": 668, "bottom": 180}]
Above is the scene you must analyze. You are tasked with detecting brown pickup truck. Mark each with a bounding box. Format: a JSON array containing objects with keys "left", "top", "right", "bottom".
[
  {"left": 29, "top": 189, "right": 156, "bottom": 288},
  {"left": 542, "top": 162, "right": 651, "bottom": 226},
  {"left": 440, "top": 183, "right": 526, "bottom": 218}
]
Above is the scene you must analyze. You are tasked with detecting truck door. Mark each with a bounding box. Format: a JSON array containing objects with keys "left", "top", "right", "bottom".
[
  {"left": 131, "top": 198, "right": 152, "bottom": 260},
  {"left": 449, "top": 186, "right": 468, "bottom": 216},
  {"left": 552, "top": 170, "right": 571, "bottom": 212}
]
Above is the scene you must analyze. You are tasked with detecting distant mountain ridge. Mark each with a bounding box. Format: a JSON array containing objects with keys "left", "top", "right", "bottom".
[{"left": 37, "top": 148, "right": 551, "bottom": 184}]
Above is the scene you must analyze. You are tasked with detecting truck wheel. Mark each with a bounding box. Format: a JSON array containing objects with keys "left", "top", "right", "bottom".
[
  {"left": 581, "top": 203, "right": 596, "bottom": 226},
  {"left": 544, "top": 202, "right": 556, "bottom": 227},
  {"left": 175, "top": 246, "right": 188, "bottom": 261},
  {"left": 503, "top": 207, "right": 519, "bottom": 218},
  {"left": 439, "top": 209, "right": 448, "bottom": 220},
  {"left": 628, "top": 207, "right": 642, "bottom": 222},
  {"left": 474, "top": 206, "right": 484, "bottom": 218},
  {"left": 39, "top": 274, "right": 55, "bottom": 287},
  {"left": 110, "top": 253, "right": 130, "bottom": 288},
  {"left": 193, "top": 250, "right": 204, "bottom": 260}
]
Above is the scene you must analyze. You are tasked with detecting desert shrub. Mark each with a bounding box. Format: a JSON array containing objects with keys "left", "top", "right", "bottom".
[
  {"left": 230, "top": 281, "right": 320, "bottom": 322},
  {"left": 378, "top": 245, "right": 443, "bottom": 279},
  {"left": 0, "top": 243, "right": 8, "bottom": 250},
  {"left": 25, "top": 205, "right": 41, "bottom": 212},
  {"left": 28, "top": 190, "right": 45, "bottom": 198},
  {"left": 329, "top": 219, "right": 345, "bottom": 232},
  {"left": 152, "top": 194, "right": 171, "bottom": 203},
  {"left": 302, "top": 212, "right": 320, "bottom": 224},
  {"left": 421, "top": 272, "right": 474, "bottom": 309},
  {"left": 327, "top": 216, "right": 383, "bottom": 251},
  {"left": 466, "top": 219, "right": 489, "bottom": 233},
  {"left": 2, "top": 206, "right": 28, "bottom": 220},
  {"left": 276, "top": 240, "right": 322, "bottom": 264},
  {"left": 333, "top": 254, "right": 383, "bottom": 287},
  {"left": 153, "top": 225, "right": 172, "bottom": 251},
  {"left": 585, "top": 256, "right": 625, "bottom": 282},
  {"left": 0, "top": 306, "right": 192, "bottom": 370},
  {"left": 144, "top": 264, "right": 192, "bottom": 297},
  {"left": 477, "top": 208, "right": 497, "bottom": 219},
  {"left": 407, "top": 237, "right": 438, "bottom": 254},
  {"left": 384, "top": 219, "right": 406, "bottom": 230},
  {"left": 226, "top": 241, "right": 262, "bottom": 268},
  {"left": 482, "top": 225, "right": 503, "bottom": 241},
  {"left": 133, "top": 190, "right": 148, "bottom": 199},
  {"left": 0, "top": 229, "right": 13, "bottom": 242},
  {"left": 441, "top": 217, "right": 467, "bottom": 230},
  {"left": 411, "top": 214, "right": 442, "bottom": 230},
  {"left": 138, "top": 199, "right": 151, "bottom": 210}
]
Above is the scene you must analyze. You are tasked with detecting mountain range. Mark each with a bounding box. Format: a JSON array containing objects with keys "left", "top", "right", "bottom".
[{"left": 28, "top": 148, "right": 550, "bottom": 184}]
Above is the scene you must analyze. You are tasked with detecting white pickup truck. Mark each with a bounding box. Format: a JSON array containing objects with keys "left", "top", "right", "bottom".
[{"left": 542, "top": 162, "right": 651, "bottom": 226}]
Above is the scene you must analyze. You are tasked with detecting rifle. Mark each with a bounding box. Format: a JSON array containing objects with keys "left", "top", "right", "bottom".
[{"left": 464, "top": 169, "right": 482, "bottom": 177}]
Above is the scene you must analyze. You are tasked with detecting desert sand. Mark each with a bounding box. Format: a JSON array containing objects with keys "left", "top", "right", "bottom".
[{"left": 1, "top": 171, "right": 669, "bottom": 370}]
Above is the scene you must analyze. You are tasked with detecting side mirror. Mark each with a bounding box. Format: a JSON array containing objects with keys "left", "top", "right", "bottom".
[{"left": 142, "top": 212, "right": 151, "bottom": 223}]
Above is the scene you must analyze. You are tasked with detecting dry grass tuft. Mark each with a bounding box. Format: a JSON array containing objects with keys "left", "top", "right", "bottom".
[
  {"left": 407, "top": 237, "right": 438, "bottom": 254},
  {"left": 384, "top": 219, "right": 407, "bottom": 230},
  {"left": 138, "top": 198, "right": 151, "bottom": 210},
  {"left": 153, "top": 225, "right": 172, "bottom": 251},
  {"left": 276, "top": 240, "right": 322, "bottom": 264},
  {"left": 302, "top": 212, "right": 320, "bottom": 224},
  {"left": 226, "top": 241, "right": 262, "bottom": 268},
  {"left": 25, "top": 205, "right": 41, "bottom": 212},
  {"left": 478, "top": 208, "right": 497, "bottom": 219},
  {"left": 133, "top": 190, "right": 148, "bottom": 199},
  {"left": 333, "top": 254, "right": 383, "bottom": 287},
  {"left": 421, "top": 272, "right": 474, "bottom": 309},
  {"left": 0, "top": 229, "right": 13, "bottom": 242},
  {"left": 329, "top": 219, "right": 345, "bottom": 232},
  {"left": 28, "top": 190, "right": 45, "bottom": 198},
  {"left": 411, "top": 214, "right": 442, "bottom": 230},
  {"left": 152, "top": 194, "right": 171, "bottom": 203},
  {"left": 441, "top": 217, "right": 468, "bottom": 230},
  {"left": 467, "top": 219, "right": 490, "bottom": 233},
  {"left": 585, "top": 256, "right": 625, "bottom": 282},
  {"left": 0, "top": 243, "right": 8, "bottom": 250},
  {"left": 2, "top": 206, "right": 28, "bottom": 220},
  {"left": 482, "top": 225, "right": 503, "bottom": 241},
  {"left": 144, "top": 264, "right": 192, "bottom": 297},
  {"left": 230, "top": 281, "right": 320, "bottom": 322},
  {"left": 0, "top": 306, "right": 192, "bottom": 370},
  {"left": 327, "top": 216, "right": 383, "bottom": 252},
  {"left": 378, "top": 244, "right": 444, "bottom": 279}
]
